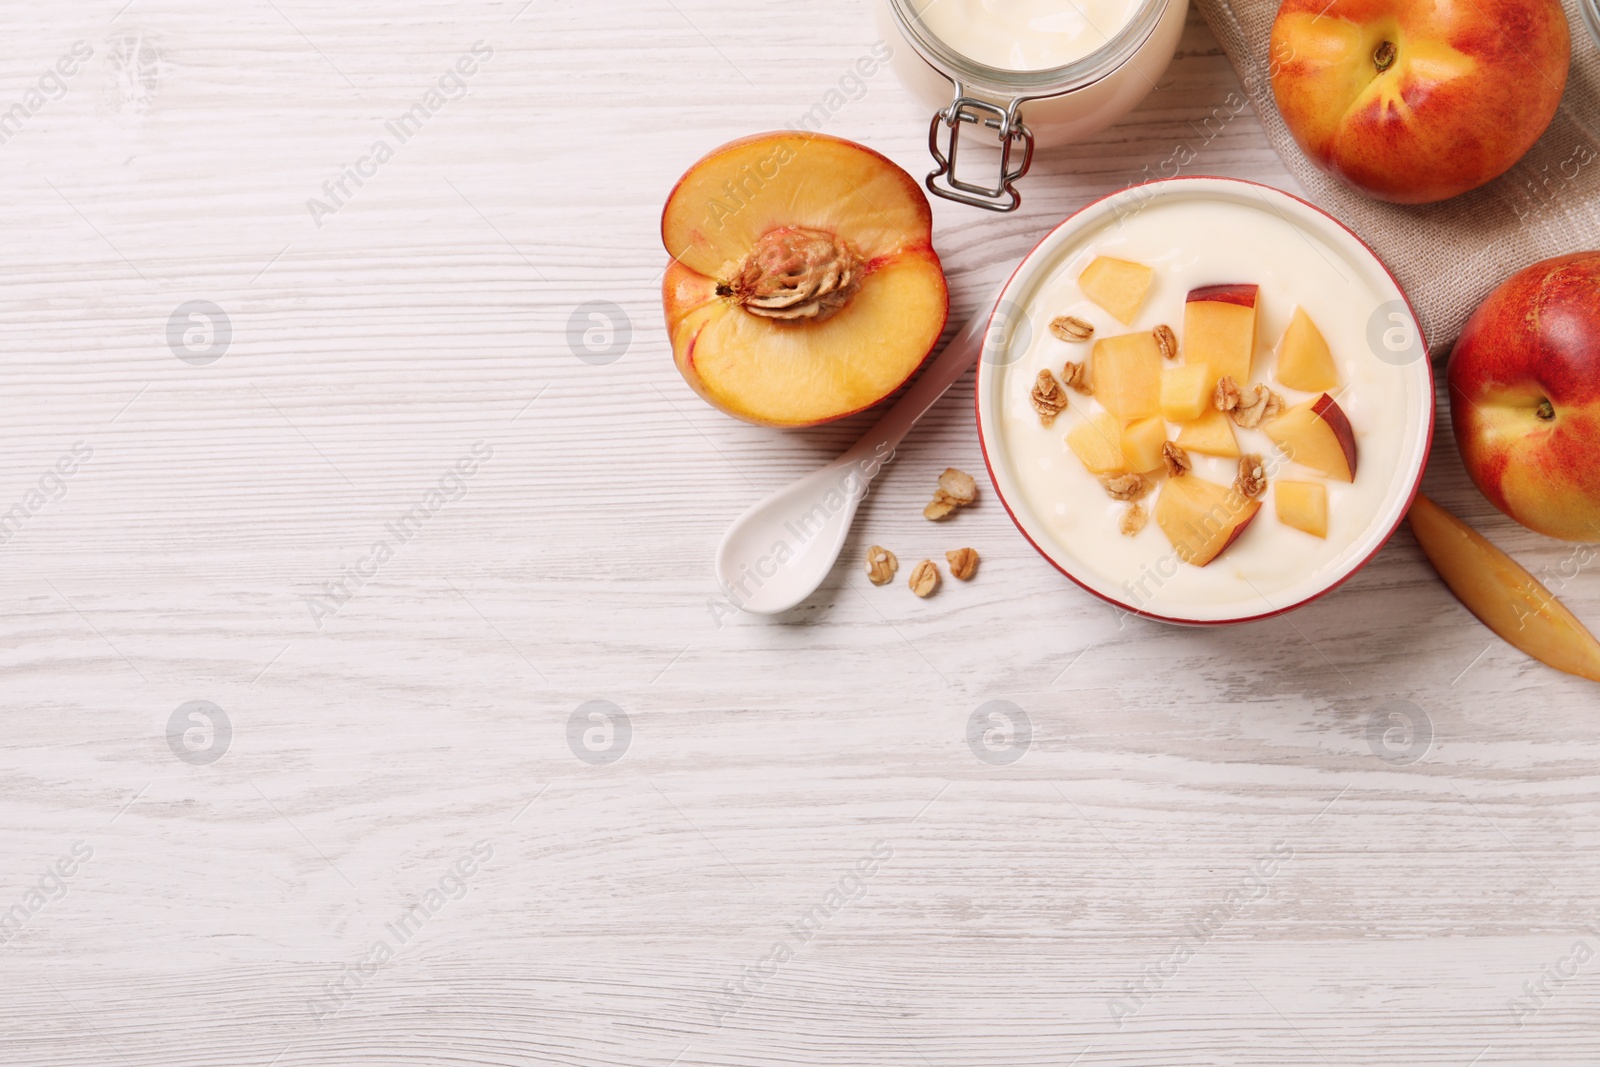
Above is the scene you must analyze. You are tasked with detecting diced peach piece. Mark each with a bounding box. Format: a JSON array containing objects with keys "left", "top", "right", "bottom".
[
  {"left": 1160, "top": 363, "right": 1212, "bottom": 423},
  {"left": 1173, "top": 408, "right": 1240, "bottom": 458},
  {"left": 1408, "top": 494, "right": 1600, "bottom": 682},
  {"left": 1066, "top": 411, "right": 1127, "bottom": 475},
  {"left": 1275, "top": 480, "right": 1328, "bottom": 538},
  {"left": 1078, "top": 256, "right": 1153, "bottom": 325},
  {"left": 1155, "top": 473, "right": 1261, "bottom": 567},
  {"left": 1264, "top": 393, "right": 1358, "bottom": 482},
  {"left": 1184, "top": 284, "right": 1258, "bottom": 387},
  {"left": 1120, "top": 416, "right": 1168, "bottom": 473},
  {"left": 1276, "top": 307, "right": 1339, "bottom": 393},
  {"left": 1090, "top": 332, "right": 1162, "bottom": 420}
]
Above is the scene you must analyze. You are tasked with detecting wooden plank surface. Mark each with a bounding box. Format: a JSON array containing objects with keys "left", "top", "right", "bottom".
[{"left": 1, "top": 1, "right": 1597, "bottom": 1065}]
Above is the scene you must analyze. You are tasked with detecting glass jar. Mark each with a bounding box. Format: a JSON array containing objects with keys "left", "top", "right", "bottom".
[{"left": 878, "top": 0, "right": 1189, "bottom": 211}]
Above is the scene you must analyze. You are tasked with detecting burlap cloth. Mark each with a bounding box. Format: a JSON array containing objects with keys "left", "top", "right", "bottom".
[{"left": 1193, "top": 0, "right": 1600, "bottom": 352}]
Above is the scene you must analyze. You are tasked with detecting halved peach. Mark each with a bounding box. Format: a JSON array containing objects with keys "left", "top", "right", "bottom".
[
  {"left": 1264, "top": 393, "right": 1358, "bottom": 482},
  {"left": 1184, "top": 284, "right": 1258, "bottom": 387},
  {"left": 1155, "top": 471, "right": 1261, "bottom": 567},
  {"left": 1079, "top": 256, "right": 1153, "bottom": 325},
  {"left": 1276, "top": 307, "right": 1339, "bottom": 393},
  {"left": 1091, "top": 332, "right": 1162, "bottom": 420},
  {"left": 661, "top": 132, "right": 948, "bottom": 427},
  {"left": 1275, "top": 480, "right": 1328, "bottom": 538},
  {"left": 1173, "top": 408, "right": 1240, "bottom": 458}
]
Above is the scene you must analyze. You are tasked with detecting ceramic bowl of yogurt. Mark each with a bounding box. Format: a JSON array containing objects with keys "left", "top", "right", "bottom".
[{"left": 975, "top": 177, "right": 1434, "bottom": 625}]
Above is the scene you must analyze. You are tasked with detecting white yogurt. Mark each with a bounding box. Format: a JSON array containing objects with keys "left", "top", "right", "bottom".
[
  {"left": 908, "top": 0, "right": 1142, "bottom": 71},
  {"left": 989, "top": 192, "right": 1427, "bottom": 620}
]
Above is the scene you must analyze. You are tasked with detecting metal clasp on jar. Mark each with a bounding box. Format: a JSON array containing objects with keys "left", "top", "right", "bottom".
[{"left": 927, "top": 89, "right": 1035, "bottom": 212}]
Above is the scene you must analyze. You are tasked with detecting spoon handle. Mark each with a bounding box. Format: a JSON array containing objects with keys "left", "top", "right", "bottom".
[{"left": 839, "top": 286, "right": 1003, "bottom": 470}]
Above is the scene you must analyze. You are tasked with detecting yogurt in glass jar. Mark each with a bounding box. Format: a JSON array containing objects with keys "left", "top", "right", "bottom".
[
  {"left": 910, "top": 0, "right": 1145, "bottom": 71},
  {"left": 877, "top": 0, "right": 1188, "bottom": 210}
]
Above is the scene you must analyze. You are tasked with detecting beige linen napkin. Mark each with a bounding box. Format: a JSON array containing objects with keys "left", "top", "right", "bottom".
[{"left": 1194, "top": 0, "right": 1600, "bottom": 351}]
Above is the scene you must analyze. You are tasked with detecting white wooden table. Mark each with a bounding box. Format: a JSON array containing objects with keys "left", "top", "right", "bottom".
[{"left": 3, "top": 2, "right": 1597, "bottom": 1064}]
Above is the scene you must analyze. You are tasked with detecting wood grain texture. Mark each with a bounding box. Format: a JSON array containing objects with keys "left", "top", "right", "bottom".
[{"left": 1, "top": 2, "right": 1597, "bottom": 1065}]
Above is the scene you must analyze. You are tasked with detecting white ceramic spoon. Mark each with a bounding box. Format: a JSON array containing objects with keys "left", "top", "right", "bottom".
[{"left": 714, "top": 290, "right": 1003, "bottom": 615}]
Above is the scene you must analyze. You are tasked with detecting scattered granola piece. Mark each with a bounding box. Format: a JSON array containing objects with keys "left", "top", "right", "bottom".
[
  {"left": 866, "top": 545, "right": 898, "bottom": 585},
  {"left": 1153, "top": 323, "right": 1178, "bottom": 361},
  {"left": 938, "top": 468, "right": 977, "bottom": 505},
  {"left": 1161, "top": 441, "right": 1192, "bottom": 478},
  {"left": 908, "top": 559, "right": 939, "bottom": 597},
  {"left": 1119, "top": 503, "right": 1148, "bottom": 537},
  {"left": 1060, "top": 360, "right": 1092, "bottom": 395},
  {"left": 925, "top": 469, "right": 976, "bottom": 521},
  {"left": 1049, "top": 315, "right": 1095, "bottom": 342},
  {"left": 1231, "top": 384, "right": 1285, "bottom": 429},
  {"left": 1100, "top": 472, "right": 1151, "bottom": 501},
  {"left": 1213, "top": 375, "right": 1242, "bottom": 413},
  {"left": 1031, "top": 369, "right": 1069, "bottom": 425},
  {"left": 1236, "top": 453, "right": 1268, "bottom": 499},
  {"left": 946, "top": 547, "right": 978, "bottom": 580}
]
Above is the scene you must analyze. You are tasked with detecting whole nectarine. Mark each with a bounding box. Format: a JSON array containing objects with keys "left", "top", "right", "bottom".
[
  {"left": 1270, "top": 0, "right": 1569, "bottom": 203},
  {"left": 1449, "top": 252, "right": 1600, "bottom": 542}
]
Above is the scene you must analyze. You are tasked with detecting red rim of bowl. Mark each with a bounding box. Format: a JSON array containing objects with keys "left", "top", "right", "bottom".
[{"left": 973, "top": 175, "right": 1435, "bottom": 627}]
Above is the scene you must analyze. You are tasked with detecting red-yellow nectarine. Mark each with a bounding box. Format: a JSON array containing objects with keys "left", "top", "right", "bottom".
[
  {"left": 1450, "top": 252, "right": 1600, "bottom": 542},
  {"left": 1270, "top": 0, "right": 1569, "bottom": 203}
]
